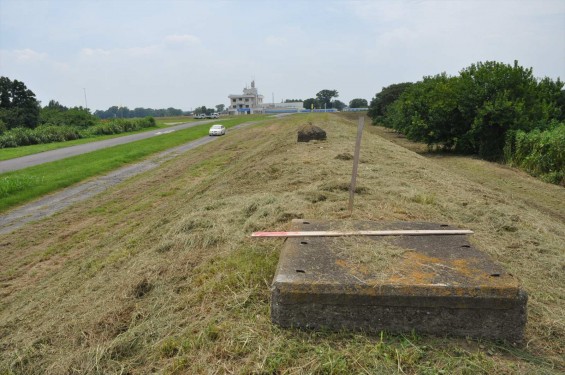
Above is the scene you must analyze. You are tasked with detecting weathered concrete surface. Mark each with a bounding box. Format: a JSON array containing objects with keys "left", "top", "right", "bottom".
[{"left": 271, "top": 219, "right": 527, "bottom": 341}]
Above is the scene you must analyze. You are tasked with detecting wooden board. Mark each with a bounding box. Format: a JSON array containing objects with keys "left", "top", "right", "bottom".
[{"left": 252, "top": 229, "right": 474, "bottom": 237}]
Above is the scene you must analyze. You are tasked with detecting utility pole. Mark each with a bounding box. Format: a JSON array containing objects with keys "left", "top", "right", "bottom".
[{"left": 83, "top": 88, "right": 88, "bottom": 111}]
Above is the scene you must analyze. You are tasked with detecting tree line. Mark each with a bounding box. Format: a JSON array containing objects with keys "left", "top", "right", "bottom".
[
  {"left": 302, "top": 90, "right": 368, "bottom": 110},
  {"left": 368, "top": 61, "right": 565, "bottom": 184},
  {"left": 94, "top": 106, "right": 186, "bottom": 119}
]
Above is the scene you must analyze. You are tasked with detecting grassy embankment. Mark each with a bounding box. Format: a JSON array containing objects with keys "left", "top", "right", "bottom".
[
  {"left": 0, "top": 113, "right": 563, "bottom": 373},
  {"left": 0, "top": 116, "right": 201, "bottom": 162},
  {"left": 0, "top": 115, "right": 269, "bottom": 212}
]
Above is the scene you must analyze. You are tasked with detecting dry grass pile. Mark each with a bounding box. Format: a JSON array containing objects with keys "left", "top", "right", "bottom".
[{"left": 0, "top": 113, "right": 563, "bottom": 374}]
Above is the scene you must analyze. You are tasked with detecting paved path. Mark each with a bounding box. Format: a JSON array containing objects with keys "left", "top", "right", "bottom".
[
  {"left": 0, "top": 116, "right": 287, "bottom": 235},
  {"left": 0, "top": 119, "right": 216, "bottom": 173}
]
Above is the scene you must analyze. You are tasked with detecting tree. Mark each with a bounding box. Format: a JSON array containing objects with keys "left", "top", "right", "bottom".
[
  {"left": 285, "top": 99, "right": 303, "bottom": 103},
  {"left": 316, "top": 89, "right": 339, "bottom": 108},
  {"left": 303, "top": 98, "right": 319, "bottom": 110},
  {"left": 349, "top": 98, "right": 368, "bottom": 108},
  {"left": 383, "top": 61, "right": 564, "bottom": 160},
  {"left": 215, "top": 104, "right": 225, "bottom": 113},
  {"left": 40, "top": 102, "right": 97, "bottom": 127},
  {"left": 332, "top": 100, "right": 346, "bottom": 111},
  {"left": 367, "top": 82, "right": 413, "bottom": 125},
  {"left": 0, "top": 76, "right": 41, "bottom": 129}
]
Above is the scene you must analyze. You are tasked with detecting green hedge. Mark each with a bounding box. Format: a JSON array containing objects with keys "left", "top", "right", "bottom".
[{"left": 505, "top": 122, "right": 565, "bottom": 185}]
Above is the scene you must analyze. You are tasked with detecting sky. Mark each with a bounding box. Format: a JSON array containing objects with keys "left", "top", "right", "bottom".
[{"left": 1, "top": 0, "right": 564, "bottom": 112}]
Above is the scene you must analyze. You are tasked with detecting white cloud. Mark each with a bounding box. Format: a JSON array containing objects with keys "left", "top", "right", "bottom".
[
  {"left": 265, "top": 35, "right": 288, "bottom": 46},
  {"left": 5, "top": 48, "right": 48, "bottom": 62},
  {"left": 80, "top": 45, "right": 161, "bottom": 59},
  {"left": 164, "top": 34, "right": 201, "bottom": 44},
  {"left": 81, "top": 48, "right": 111, "bottom": 57}
]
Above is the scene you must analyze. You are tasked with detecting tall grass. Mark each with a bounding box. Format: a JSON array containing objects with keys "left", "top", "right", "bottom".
[
  {"left": 86, "top": 117, "right": 156, "bottom": 136},
  {"left": 505, "top": 122, "right": 565, "bottom": 185},
  {"left": 0, "top": 125, "right": 81, "bottom": 147},
  {"left": 0, "top": 117, "right": 156, "bottom": 148}
]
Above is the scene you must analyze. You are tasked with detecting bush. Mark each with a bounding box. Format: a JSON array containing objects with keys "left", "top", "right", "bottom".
[
  {"left": 383, "top": 62, "right": 563, "bottom": 159},
  {"left": 0, "top": 125, "right": 82, "bottom": 148},
  {"left": 0, "top": 117, "right": 156, "bottom": 148},
  {"left": 506, "top": 122, "right": 565, "bottom": 185},
  {"left": 87, "top": 117, "right": 155, "bottom": 136}
]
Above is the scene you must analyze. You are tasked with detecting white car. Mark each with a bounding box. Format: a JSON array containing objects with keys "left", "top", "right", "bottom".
[
  {"left": 193, "top": 113, "right": 207, "bottom": 119},
  {"left": 207, "top": 113, "right": 220, "bottom": 119},
  {"left": 209, "top": 124, "right": 226, "bottom": 136}
]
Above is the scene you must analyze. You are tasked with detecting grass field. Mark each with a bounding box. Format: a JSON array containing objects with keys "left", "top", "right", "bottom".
[
  {"left": 0, "top": 113, "right": 563, "bottom": 374},
  {"left": 0, "top": 115, "right": 269, "bottom": 212}
]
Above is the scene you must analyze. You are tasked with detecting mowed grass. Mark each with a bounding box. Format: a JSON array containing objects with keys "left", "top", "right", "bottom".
[
  {"left": 0, "top": 115, "right": 269, "bottom": 212},
  {"left": 0, "top": 113, "right": 563, "bottom": 374}
]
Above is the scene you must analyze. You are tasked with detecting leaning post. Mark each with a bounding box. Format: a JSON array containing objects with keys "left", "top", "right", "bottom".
[{"left": 348, "top": 116, "right": 365, "bottom": 214}]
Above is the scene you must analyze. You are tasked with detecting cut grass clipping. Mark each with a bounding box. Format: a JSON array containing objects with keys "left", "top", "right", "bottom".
[
  {"left": 0, "top": 113, "right": 563, "bottom": 374},
  {"left": 0, "top": 115, "right": 269, "bottom": 212}
]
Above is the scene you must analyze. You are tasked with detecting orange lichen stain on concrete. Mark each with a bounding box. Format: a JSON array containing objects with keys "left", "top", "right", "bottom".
[
  {"left": 386, "top": 251, "right": 444, "bottom": 285},
  {"left": 381, "top": 251, "right": 519, "bottom": 298},
  {"left": 334, "top": 258, "right": 371, "bottom": 277}
]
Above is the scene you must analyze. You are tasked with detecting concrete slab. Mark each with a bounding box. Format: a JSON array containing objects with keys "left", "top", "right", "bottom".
[{"left": 271, "top": 219, "right": 527, "bottom": 341}]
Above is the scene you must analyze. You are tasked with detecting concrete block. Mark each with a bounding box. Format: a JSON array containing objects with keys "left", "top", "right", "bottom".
[{"left": 271, "top": 220, "right": 527, "bottom": 341}]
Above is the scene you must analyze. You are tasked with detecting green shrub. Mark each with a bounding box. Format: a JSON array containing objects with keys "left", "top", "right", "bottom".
[
  {"left": 0, "top": 125, "right": 82, "bottom": 148},
  {"left": 87, "top": 117, "right": 155, "bottom": 136},
  {"left": 506, "top": 122, "right": 565, "bottom": 185}
]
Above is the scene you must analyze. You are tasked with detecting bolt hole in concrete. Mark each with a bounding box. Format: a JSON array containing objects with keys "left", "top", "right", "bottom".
[
  {"left": 461, "top": 245, "right": 471, "bottom": 248},
  {"left": 303, "top": 221, "right": 310, "bottom": 224},
  {"left": 440, "top": 224, "right": 449, "bottom": 227},
  {"left": 300, "top": 241, "right": 308, "bottom": 245},
  {"left": 490, "top": 273, "right": 501, "bottom": 277},
  {"left": 296, "top": 270, "right": 306, "bottom": 273}
]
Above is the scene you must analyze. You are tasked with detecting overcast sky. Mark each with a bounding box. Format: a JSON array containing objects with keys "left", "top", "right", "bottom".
[{"left": 1, "top": 0, "right": 564, "bottom": 111}]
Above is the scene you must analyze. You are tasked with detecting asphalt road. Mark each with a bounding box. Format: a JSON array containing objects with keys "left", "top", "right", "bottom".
[{"left": 0, "top": 119, "right": 216, "bottom": 173}]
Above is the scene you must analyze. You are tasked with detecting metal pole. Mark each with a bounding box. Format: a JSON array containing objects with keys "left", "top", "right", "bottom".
[
  {"left": 348, "top": 116, "right": 364, "bottom": 213},
  {"left": 83, "top": 88, "right": 88, "bottom": 110}
]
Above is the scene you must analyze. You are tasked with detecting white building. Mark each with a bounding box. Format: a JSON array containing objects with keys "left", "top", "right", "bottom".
[
  {"left": 262, "top": 101, "right": 304, "bottom": 111},
  {"left": 228, "top": 81, "right": 264, "bottom": 115}
]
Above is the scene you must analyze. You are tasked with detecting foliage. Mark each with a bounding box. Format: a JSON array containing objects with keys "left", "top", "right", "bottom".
[
  {"left": 284, "top": 99, "right": 303, "bottom": 103},
  {"left": 215, "top": 104, "right": 225, "bottom": 113},
  {"left": 0, "top": 117, "right": 156, "bottom": 148},
  {"left": 0, "top": 76, "right": 41, "bottom": 130},
  {"left": 383, "top": 61, "right": 564, "bottom": 162},
  {"left": 348, "top": 98, "right": 368, "bottom": 108},
  {"left": 87, "top": 117, "right": 156, "bottom": 136},
  {"left": 332, "top": 100, "right": 346, "bottom": 111},
  {"left": 40, "top": 104, "right": 97, "bottom": 128},
  {"left": 505, "top": 121, "right": 565, "bottom": 184},
  {"left": 193, "top": 106, "right": 214, "bottom": 115},
  {"left": 303, "top": 98, "right": 319, "bottom": 110},
  {"left": 367, "top": 82, "right": 413, "bottom": 125},
  {"left": 94, "top": 106, "right": 185, "bottom": 119},
  {"left": 316, "top": 89, "right": 339, "bottom": 108},
  {"left": 0, "top": 125, "right": 82, "bottom": 148}
]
